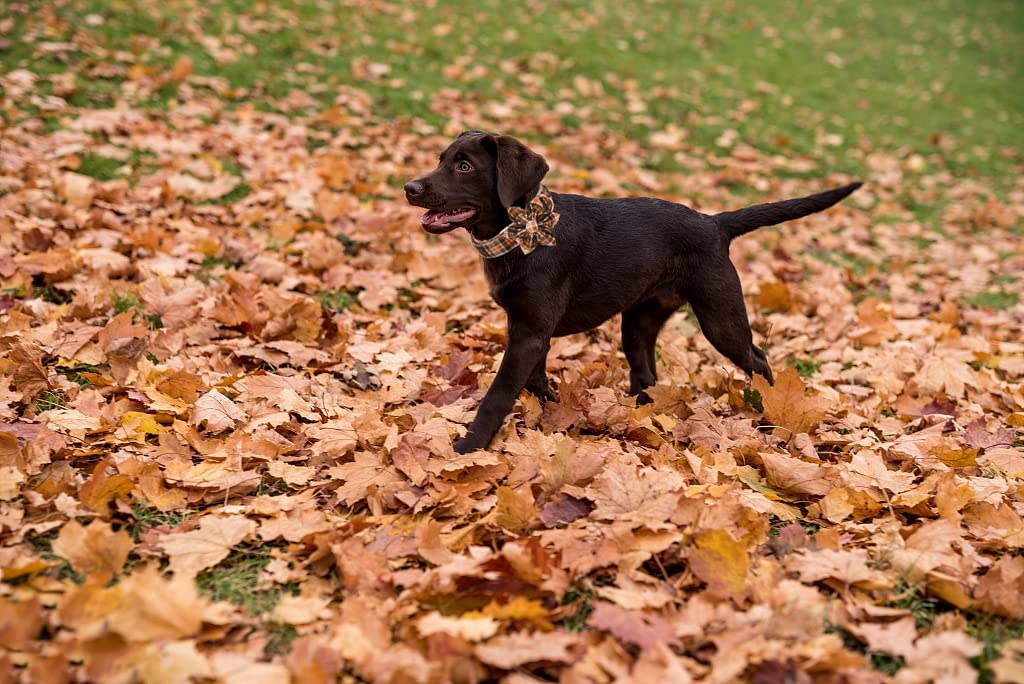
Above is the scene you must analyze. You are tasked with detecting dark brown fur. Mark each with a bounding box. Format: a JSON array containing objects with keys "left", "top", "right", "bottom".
[{"left": 406, "top": 131, "right": 861, "bottom": 453}]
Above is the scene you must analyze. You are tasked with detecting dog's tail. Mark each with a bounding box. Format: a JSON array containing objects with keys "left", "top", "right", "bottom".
[{"left": 715, "top": 182, "right": 862, "bottom": 241}]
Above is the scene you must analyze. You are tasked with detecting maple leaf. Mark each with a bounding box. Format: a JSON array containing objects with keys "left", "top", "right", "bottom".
[
  {"left": 285, "top": 635, "right": 343, "bottom": 684},
  {"left": 847, "top": 616, "right": 918, "bottom": 660},
  {"left": 988, "top": 639, "right": 1024, "bottom": 684},
  {"left": 79, "top": 456, "right": 135, "bottom": 515},
  {"left": 272, "top": 592, "right": 331, "bottom": 625},
  {"left": 494, "top": 485, "right": 537, "bottom": 534},
  {"left": 894, "top": 631, "right": 981, "bottom": 684},
  {"left": 539, "top": 494, "right": 591, "bottom": 528},
  {"left": 109, "top": 565, "right": 208, "bottom": 642},
  {"left": 133, "top": 640, "right": 212, "bottom": 684},
  {"left": 784, "top": 548, "right": 887, "bottom": 587},
  {"left": 587, "top": 602, "right": 677, "bottom": 651},
  {"left": 190, "top": 389, "right": 247, "bottom": 433},
  {"left": 0, "top": 596, "right": 44, "bottom": 650},
  {"left": 326, "top": 451, "right": 402, "bottom": 507},
  {"left": 974, "top": 556, "right": 1024, "bottom": 619},
  {"left": 417, "top": 613, "right": 499, "bottom": 642},
  {"left": 585, "top": 458, "right": 681, "bottom": 527},
  {"left": 209, "top": 652, "right": 291, "bottom": 684},
  {"left": 751, "top": 366, "right": 830, "bottom": 436},
  {"left": 160, "top": 515, "right": 257, "bottom": 578},
  {"left": 688, "top": 529, "right": 751, "bottom": 601},
  {"left": 52, "top": 519, "right": 133, "bottom": 577},
  {"left": 8, "top": 342, "right": 50, "bottom": 402},
  {"left": 475, "top": 631, "right": 580, "bottom": 669},
  {"left": 760, "top": 451, "right": 834, "bottom": 496},
  {"left": 912, "top": 353, "right": 976, "bottom": 399}
]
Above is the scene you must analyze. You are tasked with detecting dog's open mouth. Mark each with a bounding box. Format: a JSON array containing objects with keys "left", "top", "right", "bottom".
[{"left": 421, "top": 208, "right": 477, "bottom": 232}]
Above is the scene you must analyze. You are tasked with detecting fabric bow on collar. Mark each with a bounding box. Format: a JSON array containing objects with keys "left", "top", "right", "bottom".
[{"left": 472, "top": 185, "right": 560, "bottom": 258}]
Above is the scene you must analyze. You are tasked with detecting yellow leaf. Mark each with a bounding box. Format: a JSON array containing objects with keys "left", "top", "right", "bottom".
[
  {"left": 470, "top": 597, "right": 550, "bottom": 624},
  {"left": 689, "top": 529, "right": 751, "bottom": 600},
  {"left": 120, "top": 411, "right": 165, "bottom": 438},
  {"left": 931, "top": 444, "right": 978, "bottom": 468}
]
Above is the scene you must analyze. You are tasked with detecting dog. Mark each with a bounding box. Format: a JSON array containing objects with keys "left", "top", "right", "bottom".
[{"left": 405, "top": 131, "right": 861, "bottom": 453}]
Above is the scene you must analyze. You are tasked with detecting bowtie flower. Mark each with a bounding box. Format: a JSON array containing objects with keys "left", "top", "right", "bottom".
[
  {"left": 473, "top": 186, "right": 560, "bottom": 258},
  {"left": 507, "top": 190, "right": 558, "bottom": 253}
]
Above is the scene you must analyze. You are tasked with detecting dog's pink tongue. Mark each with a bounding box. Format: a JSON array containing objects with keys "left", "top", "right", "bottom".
[{"left": 422, "top": 211, "right": 445, "bottom": 226}]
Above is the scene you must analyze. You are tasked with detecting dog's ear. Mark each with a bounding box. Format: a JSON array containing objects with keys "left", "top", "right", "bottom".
[{"left": 489, "top": 135, "right": 549, "bottom": 208}]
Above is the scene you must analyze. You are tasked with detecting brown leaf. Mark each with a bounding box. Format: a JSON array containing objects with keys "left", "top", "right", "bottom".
[
  {"left": 494, "top": 485, "right": 536, "bottom": 534},
  {"left": 475, "top": 631, "right": 579, "bottom": 669},
  {"left": 751, "top": 366, "right": 830, "bottom": 436},
  {"left": 110, "top": 565, "right": 207, "bottom": 641},
  {"left": 9, "top": 342, "right": 50, "bottom": 402},
  {"left": 587, "top": 602, "right": 676, "bottom": 651},
  {"left": 0, "top": 596, "right": 44, "bottom": 650},
  {"left": 160, "top": 515, "right": 258, "bottom": 577},
  {"left": 52, "top": 519, "right": 133, "bottom": 577},
  {"left": 190, "top": 389, "right": 247, "bottom": 433},
  {"left": 974, "top": 556, "right": 1024, "bottom": 619},
  {"left": 79, "top": 456, "right": 135, "bottom": 515},
  {"left": 327, "top": 451, "right": 402, "bottom": 507}
]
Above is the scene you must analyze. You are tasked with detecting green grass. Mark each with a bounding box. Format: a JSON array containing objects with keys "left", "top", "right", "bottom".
[
  {"left": 786, "top": 356, "right": 821, "bottom": 379},
  {"left": 34, "top": 389, "right": 67, "bottom": 413},
  {"left": 319, "top": 289, "right": 360, "bottom": 313},
  {"left": 560, "top": 584, "right": 595, "bottom": 632},
  {"left": 196, "top": 547, "right": 295, "bottom": 617},
  {"left": 962, "top": 289, "right": 1020, "bottom": 311},
  {"left": 3, "top": 0, "right": 1020, "bottom": 187},
  {"left": 969, "top": 613, "right": 1024, "bottom": 683},
  {"left": 128, "top": 503, "right": 189, "bottom": 539}
]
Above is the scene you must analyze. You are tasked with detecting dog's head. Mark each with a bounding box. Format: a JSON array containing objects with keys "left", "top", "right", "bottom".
[{"left": 405, "top": 131, "right": 549, "bottom": 235}]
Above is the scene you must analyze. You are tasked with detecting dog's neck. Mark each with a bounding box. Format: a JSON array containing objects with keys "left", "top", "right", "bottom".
[{"left": 471, "top": 185, "right": 543, "bottom": 241}]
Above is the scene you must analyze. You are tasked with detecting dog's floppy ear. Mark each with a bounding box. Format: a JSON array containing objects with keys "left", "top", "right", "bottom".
[{"left": 489, "top": 135, "right": 549, "bottom": 208}]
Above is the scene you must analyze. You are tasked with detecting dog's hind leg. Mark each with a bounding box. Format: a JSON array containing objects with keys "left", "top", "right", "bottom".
[
  {"left": 622, "top": 295, "right": 680, "bottom": 402},
  {"left": 685, "top": 268, "right": 774, "bottom": 385}
]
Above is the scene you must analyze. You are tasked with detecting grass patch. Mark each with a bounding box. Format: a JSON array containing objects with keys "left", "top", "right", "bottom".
[
  {"left": 786, "top": 356, "right": 821, "bottom": 379},
  {"left": 962, "top": 289, "right": 1020, "bottom": 310},
  {"left": 826, "top": 620, "right": 905, "bottom": 675},
  {"left": 968, "top": 613, "right": 1024, "bottom": 683},
  {"left": 265, "top": 624, "right": 299, "bottom": 656},
  {"left": 743, "top": 387, "right": 764, "bottom": 413},
  {"left": 25, "top": 529, "right": 82, "bottom": 584},
  {"left": 195, "top": 254, "right": 244, "bottom": 284},
  {"left": 54, "top": 361, "right": 108, "bottom": 388},
  {"left": 560, "top": 584, "right": 595, "bottom": 632},
  {"left": 76, "top": 152, "right": 125, "bottom": 181},
  {"left": 319, "top": 289, "right": 360, "bottom": 313},
  {"left": 196, "top": 547, "right": 293, "bottom": 617},
  {"left": 128, "top": 503, "right": 189, "bottom": 540},
  {"left": 34, "top": 389, "right": 68, "bottom": 413},
  {"left": 4, "top": 0, "right": 1021, "bottom": 185}
]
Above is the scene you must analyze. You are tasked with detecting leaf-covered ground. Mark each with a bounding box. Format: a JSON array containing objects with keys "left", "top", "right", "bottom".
[{"left": 1, "top": 1, "right": 1023, "bottom": 683}]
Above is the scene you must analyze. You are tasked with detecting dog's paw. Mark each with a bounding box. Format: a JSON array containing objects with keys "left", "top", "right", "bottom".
[
  {"left": 529, "top": 385, "right": 559, "bottom": 403},
  {"left": 453, "top": 436, "right": 484, "bottom": 454}
]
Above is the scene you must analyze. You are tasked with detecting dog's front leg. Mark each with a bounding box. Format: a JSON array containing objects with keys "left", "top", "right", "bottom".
[
  {"left": 454, "top": 323, "right": 551, "bottom": 453},
  {"left": 524, "top": 357, "right": 558, "bottom": 403}
]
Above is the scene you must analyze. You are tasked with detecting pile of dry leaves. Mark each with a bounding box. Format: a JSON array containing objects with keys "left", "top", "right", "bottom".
[{"left": 1, "top": 49, "right": 1023, "bottom": 684}]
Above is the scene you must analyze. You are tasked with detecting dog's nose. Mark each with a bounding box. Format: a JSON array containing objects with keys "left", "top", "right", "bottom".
[{"left": 404, "top": 180, "right": 425, "bottom": 197}]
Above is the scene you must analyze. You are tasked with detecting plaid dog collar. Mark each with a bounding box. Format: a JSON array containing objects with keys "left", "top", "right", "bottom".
[{"left": 472, "top": 185, "right": 560, "bottom": 258}]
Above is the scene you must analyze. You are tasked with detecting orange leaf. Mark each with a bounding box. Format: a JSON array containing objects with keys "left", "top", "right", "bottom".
[{"left": 751, "top": 366, "right": 830, "bottom": 436}]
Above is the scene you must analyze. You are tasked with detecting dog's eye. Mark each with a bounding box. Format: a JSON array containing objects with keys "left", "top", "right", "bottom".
[{"left": 456, "top": 160, "right": 474, "bottom": 173}]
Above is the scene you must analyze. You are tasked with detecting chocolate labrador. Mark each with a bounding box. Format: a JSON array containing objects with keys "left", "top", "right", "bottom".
[{"left": 405, "top": 131, "right": 860, "bottom": 453}]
